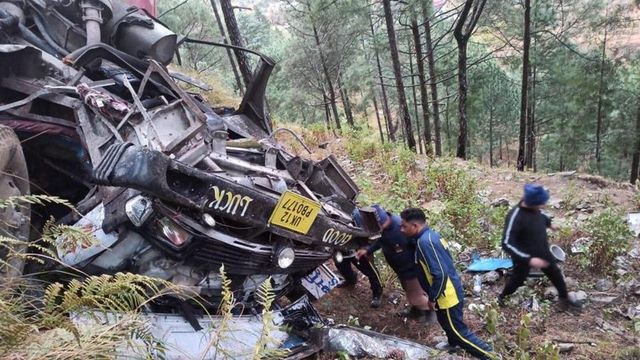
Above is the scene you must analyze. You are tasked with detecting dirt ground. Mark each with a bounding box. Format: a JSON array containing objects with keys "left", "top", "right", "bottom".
[{"left": 307, "top": 258, "right": 639, "bottom": 359}]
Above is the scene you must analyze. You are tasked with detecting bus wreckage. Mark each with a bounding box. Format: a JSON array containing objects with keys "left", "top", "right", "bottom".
[{"left": 0, "top": 0, "right": 436, "bottom": 357}]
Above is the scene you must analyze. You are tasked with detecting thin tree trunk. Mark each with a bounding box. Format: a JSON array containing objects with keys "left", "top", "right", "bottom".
[
  {"left": 369, "top": 13, "right": 395, "bottom": 141},
  {"left": 525, "top": 65, "right": 534, "bottom": 169},
  {"left": 631, "top": 97, "right": 640, "bottom": 184},
  {"left": 323, "top": 91, "right": 331, "bottom": 130},
  {"left": 338, "top": 76, "right": 355, "bottom": 127},
  {"left": 489, "top": 105, "right": 494, "bottom": 167},
  {"left": 408, "top": 37, "right": 423, "bottom": 154},
  {"left": 412, "top": 15, "right": 432, "bottom": 156},
  {"left": 499, "top": 136, "right": 503, "bottom": 161},
  {"left": 445, "top": 87, "right": 452, "bottom": 151},
  {"left": 312, "top": 24, "right": 341, "bottom": 130},
  {"left": 423, "top": 1, "right": 441, "bottom": 156},
  {"left": 382, "top": 0, "right": 416, "bottom": 151},
  {"left": 210, "top": 0, "right": 243, "bottom": 95},
  {"left": 455, "top": 41, "right": 468, "bottom": 158},
  {"left": 517, "top": 0, "right": 531, "bottom": 171},
  {"left": 595, "top": 25, "right": 608, "bottom": 167},
  {"left": 373, "top": 94, "right": 385, "bottom": 143},
  {"left": 219, "top": 0, "right": 252, "bottom": 86}
]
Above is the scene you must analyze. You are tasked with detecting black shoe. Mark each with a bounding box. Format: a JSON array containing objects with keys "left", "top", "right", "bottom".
[
  {"left": 557, "top": 297, "right": 582, "bottom": 313},
  {"left": 417, "top": 310, "right": 437, "bottom": 325},
  {"left": 370, "top": 295, "right": 382, "bottom": 308}
]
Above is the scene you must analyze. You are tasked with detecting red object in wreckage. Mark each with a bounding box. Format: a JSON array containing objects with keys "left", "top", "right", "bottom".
[{"left": 126, "top": 0, "right": 157, "bottom": 16}]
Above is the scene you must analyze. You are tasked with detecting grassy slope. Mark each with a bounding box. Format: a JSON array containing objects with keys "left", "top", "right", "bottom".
[{"left": 282, "top": 125, "right": 640, "bottom": 359}]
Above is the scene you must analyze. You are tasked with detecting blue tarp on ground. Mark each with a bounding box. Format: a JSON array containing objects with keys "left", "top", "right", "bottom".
[{"left": 467, "top": 258, "right": 513, "bottom": 272}]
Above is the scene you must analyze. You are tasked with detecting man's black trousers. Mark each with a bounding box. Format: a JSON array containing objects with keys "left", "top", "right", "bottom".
[
  {"left": 335, "top": 256, "right": 383, "bottom": 297},
  {"left": 501, "top": 260, "right": 568, "bottom": 299}
]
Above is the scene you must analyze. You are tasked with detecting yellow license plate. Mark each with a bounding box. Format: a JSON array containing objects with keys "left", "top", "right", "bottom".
[{"left": 269, "top": 191, "right": 321, "bottom": 234}]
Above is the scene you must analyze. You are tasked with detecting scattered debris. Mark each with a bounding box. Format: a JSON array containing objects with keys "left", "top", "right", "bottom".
[
  {"left": 570, "top": 238, "right": 591, "bottom": 254},
  {"left": 472, "top": 275, "right": 483, "bottom": 296},
  {"left": 527, "top": 296, "right": 541, "bottom": 311},
  {"left": 324, "top": 325, "right": 436, "bottom": 359},
  {"left": 597, "top": 319, "right": 624, "bottom": 335},
  {"left": 467, "top": 258, "right": 513, "bottom": 272},
  {"left": 557, "top": 343, "right": 575, "bottom": 353},
  {"left": 550, "top": 244, "right": 566, "bottom": 262},
  {"left": 548, "top": 198, "right": 565, "bottom": 209},
  {"left": 544, "top": 286, "right": 559, "bottom": 300},
  {"left": 595, "top": 279, "right": 614, "bottom": 292},
  {"left": 482, "top": 271, "right": 500, "bottom": 284},
  {"left": 628, "top": 213, "right": 640, "bottom": 237},
  {"left": 490, "top": 198, "right": 510, "bottom": 207},
  {"left": 568, "top": 290, "right": 588, "bottom": 305},
  {"left": 590, "top": 295, "right": 617, "bottom": 304}
]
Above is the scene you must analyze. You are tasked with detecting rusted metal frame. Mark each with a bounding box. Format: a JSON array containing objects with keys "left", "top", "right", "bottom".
[
  {"left": 75, "top": 104, "right": 107, "bottom": 164},
  {"left": 137, "top": 60, "right": 206, "bottom": 123},
  {"left": 121, "top": 76, "right": 155, "bottom": 147}
]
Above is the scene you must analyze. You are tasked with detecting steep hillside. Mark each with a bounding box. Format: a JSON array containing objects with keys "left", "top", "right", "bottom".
[{"left": 279, "top": 125, "right": 640, "bottom": 359}]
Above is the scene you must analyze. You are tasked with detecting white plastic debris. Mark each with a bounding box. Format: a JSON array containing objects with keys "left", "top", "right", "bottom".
[
  {"left": 325, "top": 325, "right": 436, "bottom": 359},
  {"left": 628, "top": 213, "right": 640, "bottom": 237}
]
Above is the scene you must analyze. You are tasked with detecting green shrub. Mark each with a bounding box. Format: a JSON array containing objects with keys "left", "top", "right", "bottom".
[
  {"left": 423, "top": 162, "right": 484, "bottom": 246},
  {"left": 584, "top": 209, "right": 633, "bottom": 274}
]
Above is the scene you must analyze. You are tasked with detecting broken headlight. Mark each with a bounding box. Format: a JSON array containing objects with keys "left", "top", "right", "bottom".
[
  {"left": 151, "top": 217, "right": 192, "bottom": 247},
  {"left": 125, "top": 195, "right": 153, "bottom": 227},
  {"left": 275, "top": 246, "right": 295, "bottom": 269}
]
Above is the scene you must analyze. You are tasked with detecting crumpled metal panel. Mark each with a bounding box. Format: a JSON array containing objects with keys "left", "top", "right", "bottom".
[{"left": 325, "top": 325, "right": 437, "bottom": 359}]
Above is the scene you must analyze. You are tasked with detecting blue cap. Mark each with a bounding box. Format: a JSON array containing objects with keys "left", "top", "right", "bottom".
[
  {"left": 372, "top": 204, "right": 389, "bottom": 226},
  {"left": 523, "top": 183, "right": 549, "bottom": 206}
]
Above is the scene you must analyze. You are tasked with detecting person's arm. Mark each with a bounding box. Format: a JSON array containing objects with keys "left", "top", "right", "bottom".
[
  {"left": 416, "top": 232, "right": 449, "bottom": 302},
  {"left": 502, "top": 208, "right": 531, "bottom": 262},
  {"left": 543, "top": 213, "right": 558, "bottom": 230},
  {"left": 367, "top": 239, "right": 382, "bottom": 255}
]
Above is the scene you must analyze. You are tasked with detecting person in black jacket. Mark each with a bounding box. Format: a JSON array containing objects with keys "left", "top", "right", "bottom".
[
  {"left": 498, "top": 184, "right": 580, "bottom": 310},
  {"left": 355, "top": 205, "right": 435, "bottom": 322}
]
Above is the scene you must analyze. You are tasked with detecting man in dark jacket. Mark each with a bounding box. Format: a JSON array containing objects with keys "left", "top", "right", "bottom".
[
  {"left": 499, "top": 183, "right": 580, "bottom": 310},
  {"left": 355, "top": 205, "right": 434, "bottom": 322},
  {"left": 334, "top": 208, "right": 384, "bottom": 308},
  {"left": 400, "top": 208, "right": 494, "bottom": 360}
]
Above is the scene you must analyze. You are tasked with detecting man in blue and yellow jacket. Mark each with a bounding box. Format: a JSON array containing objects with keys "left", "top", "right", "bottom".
[{"left": 400, "top": 208, "right": 494, "bottom": 360}]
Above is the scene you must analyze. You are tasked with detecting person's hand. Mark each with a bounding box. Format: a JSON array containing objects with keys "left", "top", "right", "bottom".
[
  {"left": 529, "top": 257, "right": 550, "bottom": 268},
  {"left": 355, "top": 248, "right": 368, "bottom": 260},
  {"left": 549, "top": 224, "right": 559, "bottom": 231},
  {"left": 427, "top": 301, "right": 437, "bottom": 311}
]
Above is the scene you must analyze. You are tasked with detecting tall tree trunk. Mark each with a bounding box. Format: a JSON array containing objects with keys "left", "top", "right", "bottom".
[
  {"left": 210, "top": 0, "right": 243, "bottom": 95},
  {"left": 369, "top": 13, "right": 395, "bottom": 141},
  {"left": 525, "top": 65, "right": 535, "bottom": 169},
  {"left": 445, "top": 88, "right": 452, "bottom": 151},
  {"left": 322, "top": 91, "right": 331, "bottom": 130},
  {"left": 595, "top": 25, "right": 608, "bottom": 168},
  {"left": 411, "top": 16, "right": 432, "bottom": 156},
  {"left": 312, "top": 24, "right": 341, "bottom": 130},
  {"left": 489, "top": 105, "right": 494, "bottom": 167},
  {"left": 453, "top": 0, "right": 487, "bottom": 159},
  {"left": 517, "top": 0, "right": 531, "bottom": 171},
  {"left": 382, "top": 0, "right": 416, "bottom": 151},
  {"left": 338, "top": 76, "right": 355, "bottom": 127},
  {"left": 408, "top": 37, "right": 423, "bottom": 154},
  {"left": 373, "top": 94, "right": 385, "bottom": 143},
  {"left": 631, "top": 97, "right": 640, "bottom": 184},
  {"left": 423, "top": 1, "right": 441, "bottom": 156},
  {"left": 455, "top": 41, "right": 468, "bottom": 159},
  {"left": 219, "top": 0, "right": 252, "bottom": 86}
]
